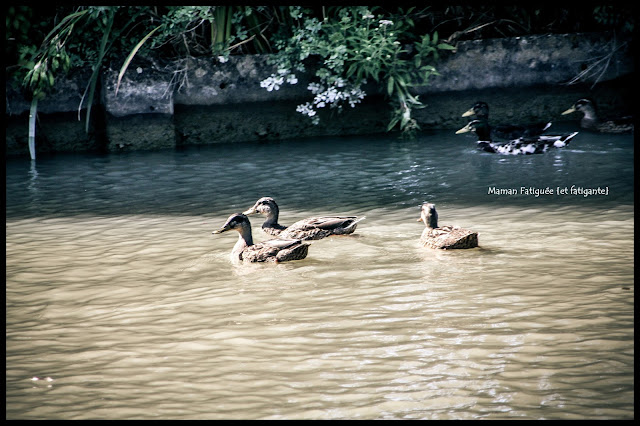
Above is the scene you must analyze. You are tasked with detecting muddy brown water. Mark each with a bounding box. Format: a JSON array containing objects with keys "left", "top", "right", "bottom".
[{"left": 6, "top": 125, "right": 633, "bottom": 419}]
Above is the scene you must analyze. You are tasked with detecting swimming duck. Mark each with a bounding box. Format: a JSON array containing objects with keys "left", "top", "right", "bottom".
[
  {"left": 455, "top": 119, "right": 578, "bottom": 155},
  {"left": 418, "top": 203, "right": 478, "bottom": 249},
  {"left": 561, "top": 98, "right": 633, "bottom": 133},
  {"left": 243, "top": 197, "right": 365, "bottom": 240},
  {"left": 462, "top": 101, "right": 552, "bottom": 139},
  {"left": 212, "top": 213, "right": 309, "bottom": 263}
]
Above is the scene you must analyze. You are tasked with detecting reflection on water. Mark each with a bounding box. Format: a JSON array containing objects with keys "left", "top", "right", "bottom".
[{"left": 6, "top": 126, "right": 634, "bottom": 419}]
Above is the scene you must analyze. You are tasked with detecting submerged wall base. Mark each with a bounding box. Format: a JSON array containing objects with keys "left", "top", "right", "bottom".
[{"left": 5, "top": 32, "right": 633, "bottom": 157}]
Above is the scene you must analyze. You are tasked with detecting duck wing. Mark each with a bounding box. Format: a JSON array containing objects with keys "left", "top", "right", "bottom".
[
  {"left": 598, "top": 117, "right": 633, "bottom": 133},
  {"left": 527, "top": 132, "right": 579, "bottom": 148},
  {"left": 479, "top": 132, "right": 578, "bottom": 155},
  {"left": 241, "top": 244, "right": 280, "bottom": 262},
  {"left": 263, "top": 238, "right": 304, "bottom": 249},
  {"left": 264, "top": 238, "right": 309, "bottom": 262},
  {"left": 280, "top": 216, "right": 365, "bottom": 240},
  {"left": 421, "top": 226, "right": 478, "bottom": 249},
  {"left": 275, "top": 241, "right": 309, "bottom": 262},
  {"left": 304, "top": 216, "right": 361, "bottom": 230},
  {"left": 241, "top": 238, "right": 309, "bottom": 262},
  {"left": 492, "top": 124, "right": 527, "bottom": 139},
  {"left": 493, "top": 122, "right": 552, "bottom": 139},
  {"left": 261, "top": 223, "right": 287, "bottom": 237}
]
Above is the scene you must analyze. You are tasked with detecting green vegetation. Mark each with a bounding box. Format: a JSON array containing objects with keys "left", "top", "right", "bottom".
[
  {"left": 7, "top": 5, "right": 269, "bottom": 158},
  {"left": 5, "top": 5, "right": 635, "bottom": 156},
  {"left": 261, "top": 6, "right": 454, "bottom": 134}
]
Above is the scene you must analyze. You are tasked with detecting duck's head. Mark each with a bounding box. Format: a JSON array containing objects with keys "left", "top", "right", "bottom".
[
  {"left": 417, "top": 202, "right": 439, "bottom": 229},
  {"left": 455, "top": 119, "right": 491, "bottom": 140},
  {"left": 243, "top": 197, "right": 279, "bottom": 217},
  {"left": 562, "top": 99, "right": 596, "bottom": 116},
  {"left": 462, "top": 101, "right": 489, "bottom": 118},
  {"left": 213, "top": 213, "right": 251, "bottom": 234}
]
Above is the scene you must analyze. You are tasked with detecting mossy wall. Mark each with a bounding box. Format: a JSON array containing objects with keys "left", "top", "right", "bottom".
[{"left": 5, "top": 32, "right": 633, "bottom": 157}]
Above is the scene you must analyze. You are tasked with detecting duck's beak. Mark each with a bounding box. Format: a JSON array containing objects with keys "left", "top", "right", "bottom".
[
  {"left": 461, "top": 108, "right": 475, "bottom": 117},
  {"left": 561, "top": 106, "right": 576, "bottom": 115},
  {"left": 455, "top": 124, "right": 471, "bottom": 134},
  {"left": 212, "top": 224, "right": 230, "bottom": 234},
  {"left": 242, "top": 206, "right": 257, "bottom": 215},
  {"left": 417, "top": 217, "right": 423, "bottom": 222}
]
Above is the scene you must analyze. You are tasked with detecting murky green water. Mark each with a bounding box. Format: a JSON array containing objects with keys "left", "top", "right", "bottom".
[{"left": 6, "top": 125, "right": 634, "bottom": 419}]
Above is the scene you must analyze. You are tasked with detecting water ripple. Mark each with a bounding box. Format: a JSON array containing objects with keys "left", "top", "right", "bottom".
[{"left": 6, "top": 129, "right": 634, "bottom": 420}]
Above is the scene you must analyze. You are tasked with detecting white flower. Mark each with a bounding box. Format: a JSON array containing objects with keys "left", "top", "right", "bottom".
[
  {"left": 298, "top": 77, "right": 368, "bottom": 121},
  {"left": 217, "top": 56, "right": 228, "bottom": 63},
  {"left": 286, "top": 74, "right": 298, "bottom": 85},
  {"left": 403, "top": 106, "right": 411, "bottom": 121},
  {"left": 296, "top": 102, "right": 316, "bottom": 117},
  {"left": 260, "top": 74, "right": 285, "bottom": 92},
  {"left": 379, "top": 19, "right": 393, "bottom": 26},
  {"left": 308, "top": 82, "right": 323, "bottom": 94}
]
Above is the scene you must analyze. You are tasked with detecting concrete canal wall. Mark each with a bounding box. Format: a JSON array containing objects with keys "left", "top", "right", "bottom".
[{"left": 5, "top": 31, "right": 634, "bottom": 156}]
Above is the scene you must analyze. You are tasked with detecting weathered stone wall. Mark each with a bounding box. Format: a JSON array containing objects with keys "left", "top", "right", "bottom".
[
  {"left": 421, "top": 32, "right": 633, "bottom": 92},
  {"left": 5, "top": 32, "right": 634, "bottom": 157}
]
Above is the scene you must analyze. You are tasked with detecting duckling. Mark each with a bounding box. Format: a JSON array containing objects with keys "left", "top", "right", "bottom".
[
  {"left": 456, "top": 119, "right": 578, "bottom": 155},
  {"left": 418, "top": 203, "right": 478, "bottom": 249},
  {"left": 462, "top": 101, "right": 552, "bottom": 139},
  {"left": 212, "top": 213, "right": 309, "bottom": 263},
  {"left": 561, "top": 98, "right": 633, "bottom": 133},
  {"left": 243, "top": 197, "right": 365, "bottom": 240}
]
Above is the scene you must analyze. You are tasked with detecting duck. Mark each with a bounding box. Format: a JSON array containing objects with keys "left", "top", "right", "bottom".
[
  {"left": 561, "top": 98, "right": 633, "bottom": 133},
  {"left": 462, "top": 101, "right": 552, "bottom": 139},
  {"left": 212, "top": 213, "right": 309, "bottom": 263},
  {"left": 418, "top": 203, "right": 478, "bottom": 249},
  {"left": 455, "top": 119, "right": 578, "bottom": 155},
  {"left": 243, "top": 197, "right": 365, "bottom": 240}
]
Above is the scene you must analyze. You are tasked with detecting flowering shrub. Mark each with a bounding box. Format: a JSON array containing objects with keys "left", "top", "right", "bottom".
[{"left": 260, "top": 6, "right": 455, "bottom": 135}]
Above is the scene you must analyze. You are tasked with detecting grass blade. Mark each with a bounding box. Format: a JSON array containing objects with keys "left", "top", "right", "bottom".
[
  {"left": 85, "top": 9, "right": 115, "bottom": 133},
  {"left": 115, "top": 24, "right": 162, "bottom": 96},
  {"left": 28, "top": 98, "right": 38, "bottom": 160}
]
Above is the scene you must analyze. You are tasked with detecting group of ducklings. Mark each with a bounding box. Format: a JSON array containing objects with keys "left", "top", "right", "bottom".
[
  {"left": 213, "top": 98, "right": 632, "bottom": 263},
  {"left": 213, "top": 198, "right": 476, "bottom": 263},
  {"left": 455, "top": 98, "right": 633, "bottom": 155}
]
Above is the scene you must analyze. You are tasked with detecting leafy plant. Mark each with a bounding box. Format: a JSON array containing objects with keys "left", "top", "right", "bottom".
[
  {"left": 9, "top": 5, "right": 629, "bottom": 156},
  {"left": 260, "top": 6, "right": 455, "bottom": 136},
  {"left": 19, "top": 8, "right": 88, "bottom": 159},
  {"left": 593, "top": 5, "right": 635, "bottom": 33},
  {"left": 145, "top": 6, "right": 274, "bottom": 60},
  {"left": 21, "top": 9, "right": 86, "bottom": 101},
  {"left": 10, "top": 6, "right": 264, "bottom": 159}
]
